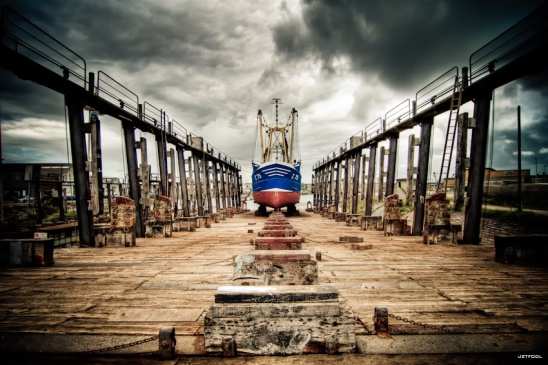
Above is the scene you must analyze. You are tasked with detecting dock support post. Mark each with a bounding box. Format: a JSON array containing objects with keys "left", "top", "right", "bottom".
[
  {"left": 312, "top": 172, "right": 317, "bottom": 208},
  {"left": 176, "top": 147, "right": 190, "bottom": 217},
  {"left": 334, "top": 162, "right": 340, "bottom": 212},
  {"left": 169, "top": 148, "right": 177, "bottom": 214},
  {"left": 342, "top": 158, "right": 350, "bottom": 213},
  {"left": 220, "top": 164, "right": 228, "bottom": 209},
  {"left": 351, "top": 152, "right": 361, "bottom": 214},
  {"left": 378, "top": 146, "right": 385, "bottom": 201},
  {"left": 156, "top": 132, "right": 168, "bottom": 196},
  {"left": 361, "top": 154, "right": 367, "bottom": 202},
  {"left": 66, "top": 97, "right": 94, "bottom": 246},
  {"left": 204, "top": 158, "right": 212, "bottom": 214},
  {"left": 386, "top": 134, "right": 398, "bottom": 196},
  {"left": 464, "top": 92, "right": 492, "bottom": 244},
  {"left": 192, "top": 152, "right": 204, "bottom": 216},
  {"left": 328, "top": 163, "right": 334, "bottom": 206},
  {"left": 212, "top": 161, "right": 221, "bottom": 212},
  {"left": 122, "top": 123, "right": 144, "bottom": 238},
  {"left": 412, "top": 116, "right": 433, "bottom": 235},
  {"left": 406, "top": 134, "right": 416, "bottom": 206},
  {"left": 365, "top": 144, "right": 377, "bottom": 216},
  {"left": 237, "top": 170, "right": 243, "bottom": 208},
  {"left": 89, "top": 112, "right": 104, "bottom": 215},
  {"left": 322, "top": 167, "right": 328, "bottom": 208},
  {"left": 454, "top": 113, "right": 468, "bottom": 211}
]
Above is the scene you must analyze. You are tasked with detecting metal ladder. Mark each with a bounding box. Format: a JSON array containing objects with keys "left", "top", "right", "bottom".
[{"left": 436, "top": 76, "right": 463, "bottom": 193}]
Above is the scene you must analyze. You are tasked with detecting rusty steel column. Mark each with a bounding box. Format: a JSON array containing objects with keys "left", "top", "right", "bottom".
[
  {"left": 351, "top": 152, "right": 361, "bottom": 214},
  {"left": 176, "top": 146, "right": 190, "bottom": 217},
  {"left": 454, "top": 113, "right": 468, "bottom": 211},
  {"left": 333, "top": 162, "right": 340, "bottom": 212},
  {"left": 122, "top": 122, "right": 144, "bottom": 238},
  {"left": 365, "top": 144, "right": 377, "bottom": 216},
  {"left": 226, "top": 166, "right": 234, "bottom": 208},
  {"left": 386, "top": 134, "right": 398, "bottom": 196},
  {"left": 212, "top": 160, "right": 221, "bottom": 212},
  {"left": 192, "top": 152, "right": 204, "bottom": 215},
  {"left": 66, "top": 97, "right": 94, "bottom": 246},
  {"left": 464, "top": 92, "right": 492, "bottom": 244},
  {"left": 312, "top": 171, "right": 317, "bottom": 208},
  {"left": 406, "top": 134, "right": 417, "bottom": 206},
  {"left": 342, "top": 158, "right": 350, "bottom": 213},
  {"left": 155, "top": 132, "right": 168, "bottom": 196},
  {"left": 322, "top": 167, "right": 328, "bottom": 208},
  {"left": 412, "top": 116, "right": 433, "bottom": 235},
  {"left": 377, "top": 146, "right": 385, "bottom": 201},
  {"left": 317, "top": 168, "right": 323, "bottom": 209}
]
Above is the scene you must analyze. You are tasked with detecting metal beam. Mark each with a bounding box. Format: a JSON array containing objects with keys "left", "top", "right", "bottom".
[
  {"left": 463, "top": 92, "right": 492, "bottom": 244},
  {"left": 386, "top": 134, "right": 398, "bottom": 196},
  {"left": 334, "top": 162, "right": 341, "bottom": 211},
  {"left": 66, "top": 97, "right": 94, "bottom": 246},
  {"left": 406, "top": 134, "right": 416, "bottom": 206},
  {"left": 203, "top": 157, "right": 212, "bottom": 214},
  {"left": 365, "top": 144, "right": 377, "bottom": 216},
  {"left": 122, "top": 122, "right": 144, "bottom": 238},
  {"left": 412, "top": 117, "right": 433, "bottom": 235}
]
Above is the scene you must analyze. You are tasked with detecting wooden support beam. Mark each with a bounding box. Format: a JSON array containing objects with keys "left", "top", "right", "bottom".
[
  {"left": 220, "top": 164, "right": 228, "bottom": 209},
  {"left": 312, "top": 173, "right": 317, "bottom": 208},
  {"left": 192, "top": 152, "right": 204, "bottom": 215},
  {"left": 365, "top": 144, "right": 377, "bottom": 216},
  {"left": 226, "top": 166, "right": 233, "bottom": 208},
  {"left": 156, "top": 132, "right": 168, "bottom": 196},
  {"left": 89, "top": 112, "right": 104, "bottom": 215},
  {"left": 176, "top": 147, "right": 190, "bottom": 217},
  {"left": 464, "top": 92, "right": 492, "bottom": 244},
  {"left": 212, "top": 161, "right": 221, "bottom": 212},
  {"left": 454, "top": 113, "right": 468, "bottom": 211},
  {"left": 406, "top": 134, "right": 416, "bottom": 206},
  {"left": 386, "top": 134, "right": 398, "bottom": 196},
  {"left": 342, "top": 158, "right": 350, "bottom": 213},
  {"left": 378, "top": 146, "right": 385, "bottom": 201},
  {"left": 361, "top": 154, "right": 367, "bottom": 202},
  {"left": 203, "top": 157, "right": 212, "bottom": 214},
  {"left": 334, "top": 162, "right": 341, "bottom": 211},
  {"left": 351, "top": 152, "right": 361, "bottom": 214},
  {"left": 31, "top": 165, "right": 43, "bottom": 224},
  {"left": 169, "top": 148, "right": 177, "bottom": 214},
  {"left": 138, "top": 137, "right": 150, "bottom": 212},
  {"left": 122, "top": 122, "right": 144, "bottom": 238},
  {"left": 66, "top": 97, "right": 94, "bottom": 246},
  {"left": 412, "top": 117, "right": 433, "bottom": 235},
  {"left": 328, "top": 163, "right": 334, "bottom": 206}
]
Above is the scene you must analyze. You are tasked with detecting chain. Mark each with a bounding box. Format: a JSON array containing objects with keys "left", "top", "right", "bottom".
[
  {"left": 78, "top": 334, "right": 159, "bottom": 354},
  {"left": 388, "top": 313, "right": 450, "bottom": 333}
]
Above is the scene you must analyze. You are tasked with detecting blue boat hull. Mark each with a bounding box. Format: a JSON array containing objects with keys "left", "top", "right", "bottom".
[{"left": 252, "top": 162, "right": 301, "bottom": 208}]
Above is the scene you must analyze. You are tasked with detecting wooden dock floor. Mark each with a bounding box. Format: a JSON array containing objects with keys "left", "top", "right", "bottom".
[{"left": 0, "top": 212, "right": 547, "bottom": 355}]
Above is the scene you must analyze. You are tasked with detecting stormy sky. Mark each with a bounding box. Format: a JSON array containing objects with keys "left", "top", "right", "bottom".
[{"left": 1, "top": 0, "right": 547, "bottom": 184}]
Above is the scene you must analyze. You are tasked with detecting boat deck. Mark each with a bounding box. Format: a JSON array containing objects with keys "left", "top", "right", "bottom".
[{"left": 0, "top": 212, "right": 547, "bottom": 355}]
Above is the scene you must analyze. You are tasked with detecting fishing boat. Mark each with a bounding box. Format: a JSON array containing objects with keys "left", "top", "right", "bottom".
[{"left": 252, "top": 98, "right": 301, "bottom": 214}]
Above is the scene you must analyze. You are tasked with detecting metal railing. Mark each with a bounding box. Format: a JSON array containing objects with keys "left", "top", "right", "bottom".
[
  {"left": 0, "top": 6, "right": 86, "bottom": 87},
  {"left": 385, "top": 99, "right": 410, "bottom": 130},
  {"left": 469, "top": 2, "right": 548, "bottom": 83},
  {"left": 96, "top": 71, "right": 139, "bottom": 116},
  {"left": 415, "top": 67, "right": 458, "bottom": 114}
]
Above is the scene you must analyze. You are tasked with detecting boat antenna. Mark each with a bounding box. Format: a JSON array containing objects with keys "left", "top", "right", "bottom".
[{"left": 273, "top": 98, "right": 281, "bottom": 127}]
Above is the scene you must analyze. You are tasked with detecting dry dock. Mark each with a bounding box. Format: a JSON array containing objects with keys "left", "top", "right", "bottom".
[{"left": 1, "top": 212, "right": 546, "bottom": 357}]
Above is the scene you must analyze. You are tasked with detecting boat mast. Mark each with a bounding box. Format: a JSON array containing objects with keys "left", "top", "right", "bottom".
[{"left": 273, "top": 98, "right": 281, "bottom": 161}]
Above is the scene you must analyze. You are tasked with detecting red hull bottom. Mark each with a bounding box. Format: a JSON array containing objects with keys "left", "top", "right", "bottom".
[{"left": 253, "top": 191, "right": 300, "bottom": 209}]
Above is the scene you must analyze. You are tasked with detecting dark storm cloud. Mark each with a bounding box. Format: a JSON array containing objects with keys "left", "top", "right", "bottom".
[{"left": 272, "top": 0, "right": 544, "bottom": 89}]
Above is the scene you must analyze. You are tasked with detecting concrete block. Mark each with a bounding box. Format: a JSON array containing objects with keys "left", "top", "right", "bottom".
[
  {"left": 233, "top": 250, "right": 318, "bottom": 285},
  {"left": 257, "top": 229, "right": 297, "bottom": 237}
]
